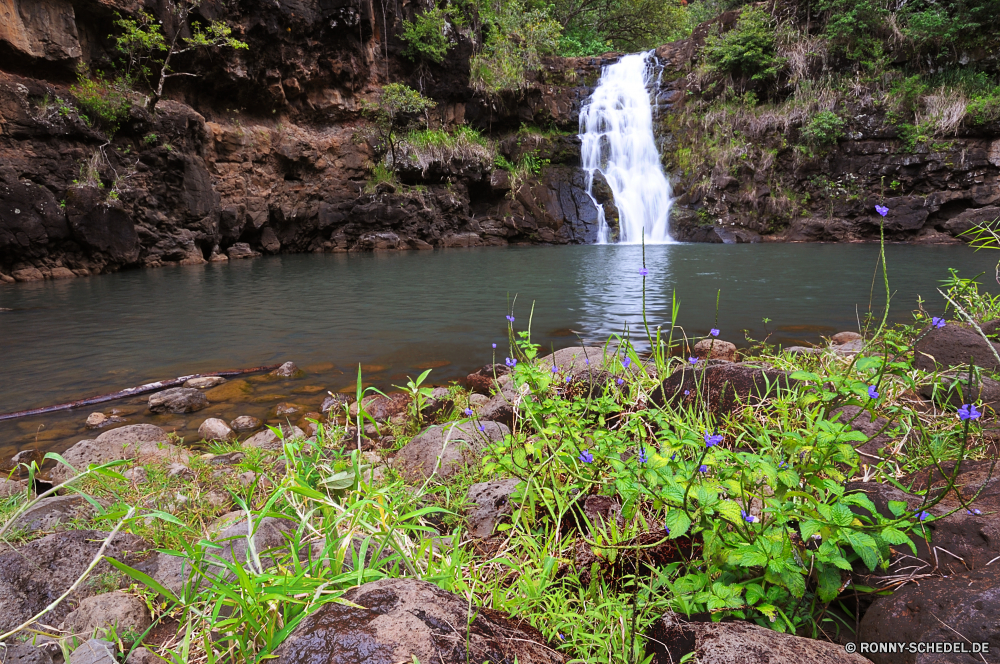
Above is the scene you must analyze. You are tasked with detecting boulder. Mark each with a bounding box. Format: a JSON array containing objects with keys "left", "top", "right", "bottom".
[
  {"left": 477, "top": 378, "right": 530, "bottom": 429},
  {"left": 537, "top": 346, "right": 607, "bottom": 377},
  {"left": 831, "top": 331, "right": 862, "bottom": 345},
  {"left": 269, "top": 362, "right": 303, "bottom": 378},
  {"left": 0, "top": 477, "right": 26, "bottom": 497},
  {"left": 85, "top": 412, "right": 107, "bottom": 428},
  {"left": 60, "top": 591, "right": 151, "bottom": 639},
  {"left": 349, "top": 393, "right": 411, "bottom": 422},
  {"left": 49, "top": 425, "right": 189, "bottom": 483},
  {"left": 0, "top": 643, "right": 58, "bottom": 664},
  {"left": 148, "top": 387, "right": 209, "bottom": 414},
  {"left": 68, "top": 639, "right": 117, "bottom": 664},
  {"left": 392, "top": 421, "right": 510, "bottom": 482},
  {"left": 0, "top": 531, "right": 147, "bottom": 633},
  {"left": 11, "top": 495, "right": 94, "bottom": 532},
  {"left": 914, "top": 323, "right": 1000, "bottom": 372},
  {"left": 230, "top": 415, "right": 262, "bottom": 432},
  {"left": 859, "top": 566, "right": 1000, "bottom": 664},
  {"left": 652, "top": 363, "right": 799, "bottom": 415},
  {"left": 320, "top": 393, "right": 350, "bottom": 414},
  {"left": 273, "top": 578, "right": 564, "bottom": 664},
  {"left": 226, "top": 243, "right": 260, "bottom": 260},
  {"left": 124, "top": 647, "right": 159, "bottom": 664},
  {"left": 243, "top": 425, "right": 306, "bottom": 451},
  {"left": 198, "top": 418, "right": 234, "bottom": 441},
  {"left": 693, "top": 338, "right": 737, "bottom": 362},
  {"left": 466, "top": 478, "right": 521, "bottom": 538},
  {"left": 646, "top": 614, "right": 868, "bottom": 664},
  {"left": 466, "top": 364, "right": 511, "bottom": 395},
  {"left": 183, "top": 376, "right": 226, "bottom": 389},
  {"left": 920, "top": 373, "right": 1000, "bottom": 410}
]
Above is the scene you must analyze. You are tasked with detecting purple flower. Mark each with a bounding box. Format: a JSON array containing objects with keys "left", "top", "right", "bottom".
[
  {"left": 506, "top": 315, "right": 515, "bottom": 323},
  {"left": 505, "top": 357, "right": 517, "bottom": 368},
  {"left": 664, "top": 526, "right": 670, "bottom": 535},
  {"left": 741, "top": 510, "right": 758, "bottom": 523},
  {"left": 704, "top": 431, "right": 722, "bottom": 447},
  {"left": 638, "top": 449, "right": 648, "bottom": 464},
  {"left": 958, "top": 404, "right": 982, "bottom": 421},
  {"left": 616, "top": 377, "right": 624, "bottom": 385},
  {"left": 639, "top": 268, "right": 649, "bottom": 277},
  {"left": 868, "top": 385, "right": 879, "bottom": 399},
  {"left": 699, "top": 464, "right": 708, "bottom": 473},
  {"left": 875, "top": 205, "right": 889, "bottom": 217},
  {"left": 688, "top": 357, "right": 699, "bottom": 365},
  {"left": 916, "top": 510, "right": 931, "bottom": 521},
  {"left": 968, "top": 508, "right": 982, "bottom": 515},
  {"left": 492, "top": 343, "right": 497, "bottom": 349},
  {"left": 478, "top": 424, "right": 485, "bottom": 431},
  {"left": 622, "top": 356, "right": 632, "bottom": 368},
  {"left": 584, "top": 358, "right": 590, "bottom": 365},
  {"left": 579, "top": 449, "right": 594, "bottom": 464},
  {"left": 684, "top": 390, "right": 690, "bottom": 396},
  {"left": 558, "top": 634, "right": 564, "bottom": 641},
  {"left": 565, "top": 376, "right": 571, "bottom": 383},
  {"left": 931, "top": 317, "right": 946, "bottom": 329},
  {"left": 710, "top": 328, "right": 720, "bottom": 337},
  {"left": 778, "top": 461, "right": 788, "bottom": 469},
  {"left": 464, "top": 408, "right": 473, "bottom": 416},
  {"left": 551, "top": 365, "right": 558, "bottom": 373},
  {"left": 671, "top": 453, "right": 676, "bottom": 461}
]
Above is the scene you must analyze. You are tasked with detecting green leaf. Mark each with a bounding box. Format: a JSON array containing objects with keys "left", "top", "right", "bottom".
[
  {"left": 841, "top": 493, "right": 878, "bottom": 517},
  {"left": 715, "top": 500, "right": 744, "bottom": 524},
  {"left": 321, "top": 471, "right": 355, "bottom": 490},
  {"left": 846, "top": 532, "right": 879, "bottom": 571},
  {"left": 887, "top": 500, "right": 908, "bottom": 517},
  {"left": 744, "top": 583, "right": 765, "bottom": 606},
  {"left": 831, "top": 503, "right": 855, "bottom": 526},
  {"left": 817, "top": 565, "right": 843, "bottom": 602},
  {"left": 880, "top": 527, "right": 911, "bottom": 546},
  {"left": 798, "top": 520, "right": 822, "bottom": 540},
  {"left": 777, "top": 469, "right": 800, "bottom": 487},
  {"left": 789, "top": 371, "right": 821, "bottom": 382},
  {"left": 780, "top": 569, "right": 806, "bottom": 598},
  {"left": 104, "top": 557, "right": 179, "bottom": 604},
  {"left": 731, "top": 546, "right": 768, "bottom": 568},
  {"left": 663, "top": 509, "right": 691, "bottom": 538}
]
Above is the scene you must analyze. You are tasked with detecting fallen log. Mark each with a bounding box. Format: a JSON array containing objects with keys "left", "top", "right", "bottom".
[{"left": 0, "top": 365, "right": 282, "bottom": 422}]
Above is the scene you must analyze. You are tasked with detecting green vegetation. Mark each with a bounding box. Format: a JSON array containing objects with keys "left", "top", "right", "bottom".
[
  {"left": 704, "top": 6, "right": 784, "bottom": 85},
  {"left": 359, "top": 84, "right": 437, "bottom": 166},
  {"left": 401, "top": 7, "right": 452, "bottom": 64},
  {"left": 799, "top": 111, "right": 845, "bottom": 148},
  {"left": 70, "top": 65, "right": 132, "bottom": 135},
  {"left": 469, "top": 1, "right": 562, "bottom": 94}
]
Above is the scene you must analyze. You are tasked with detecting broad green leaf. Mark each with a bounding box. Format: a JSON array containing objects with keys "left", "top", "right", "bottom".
[
  {"left": 817, "top": 565, "right": 843, "bottom": 602},
  {"left": 663, "top": 509, "right": 691, "bottom": 538},
  {"left": 789, "top": 371, "right": 820, "bottom": 382},
  {"left": 887, "top": 500, "right": 908, "bottom": 517},
  {"left": 715, "top": 500, "right": 744, "bottom": 524},
  {"left": 831, "top": 503, "right": 855, "bottom": 526}
]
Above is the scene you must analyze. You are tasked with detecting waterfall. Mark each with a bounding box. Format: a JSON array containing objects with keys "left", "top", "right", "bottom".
[{"left": 579, "top": 51, "right": 674, "bottom": 244}]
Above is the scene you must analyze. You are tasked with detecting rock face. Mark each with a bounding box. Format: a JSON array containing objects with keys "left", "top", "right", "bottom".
[
  {"left": 0, "top": 530, "right": 147, "bottom": 633},
  {"left": 148, "top": 387, "right": 209, "bottom": 414},
  {"left": 273, "top": 578, "right": 564, "bottom": 664},
  {"left": 653, "top": 363, "right": 799, "bottom": 415},
  {"left": 914, "top": 323, "right": 1000, "bottom": 372},
  {"left": 859, "top": 567, "right": 1000, "bottom": 664},
  {"left": 392, "top": 421, "right": 510, "bottom": 482},
  {"left": 646, "top": 613, "right": 869, "bottom": 664}
]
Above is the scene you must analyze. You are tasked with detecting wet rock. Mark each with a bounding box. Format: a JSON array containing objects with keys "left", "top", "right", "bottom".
[
  {"left": 466, "top": 478, "right": 521, "bottom": 538},
  {"left": 0, "top": 643, "right": 58, "bottom": 664},
  {"left": 349, "top": 393, "right": 411, "bottom": 422},
  {"left": 273, "top": 578, "right": 564, "bottom": 664},
  {"left": 60, "top": 591, "right": 151, "bottom": 640},
  {"left": 183, "top": 376, "right": 226, "bottom": 389},
  {"left": 859, "top": 566, "right": 1000, "bottom": 664},
  {"left": 0, "top": 531, "right": 148, "bottom": 633},
  {"left": 11, "top": 495, "right": 95, "bottom": 532},
  {"left": 914, "top": 323, "right": 1000, "bottom": 372},
  {"left": 226, "top": 243, "right": 260, "bottom": 260},
  {"left": 646, "top": 613, "right": 868, "bottom": 664},
  {"left": 198, "top": 418, "right": 234, "bottom": 441},
  {"left": 204, "top": 379, "right": 253, "bottom": 402},
  {"left": 230, "top": 415, "right": 262, "bottom": 432},
  {"left": 466, "top": 364, "right": 511, "bottom": 395},
  {"left": 693, "top": 338, "right": 737, "bottom": 362},
  {"left": 243, "top": 425, "right": 306, "bottom": 451},
  {"left": 68, "top": 638, "right": 117, "bottom": 664},
  {"left": 274, "top": 402, "right": 304, "bottom": 417},
  {"left": 148, "top": 387, "right": 209, "bottom": 414},
  {"left": 269, "top": 362, "right": 303, "bottom": 378},
  {"left": 652, "top": 363, "right": 799, "bottom": 415},
  {"left": 85, "top": 412, "right": 107, "bottom": 428},
  {"left": 392, "top": 421, "right": 510, "bottom": 482},
  {"left": 49, "top": 424, "right": 189, "bottom": 483},
  {"left": 832, "top": 331, "right": 862, "bottom": 345}
]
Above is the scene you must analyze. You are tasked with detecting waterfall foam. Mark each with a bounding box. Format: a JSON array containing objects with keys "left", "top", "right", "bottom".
[{"left": 579, "top": 51, "right": 674, "bottom": 244}]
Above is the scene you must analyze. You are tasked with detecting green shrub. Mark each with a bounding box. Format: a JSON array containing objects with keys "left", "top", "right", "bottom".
[
  {"left": 704, "top": 7, "right": 785, "bottom": 84},
  {"left": 70, "top": 64, "right": 132, "bottom": 136},
  {"left": 800, "top": 111, "right": 845, "bottom": 147},
  {"left": 401, "top": 7, "right": 451, "bottom": 64},
  {"left": 469, "top": 0, "right": 561, "bottom": 94}
]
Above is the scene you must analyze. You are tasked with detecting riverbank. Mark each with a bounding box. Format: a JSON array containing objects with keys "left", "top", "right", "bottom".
[{"left": 2, "top": 296, "right": 999, "bottom": 662}]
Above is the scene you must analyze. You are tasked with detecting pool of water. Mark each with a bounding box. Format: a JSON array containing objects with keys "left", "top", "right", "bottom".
[{"left": 0, "top": 242, "right": 995, "bottom": 458}]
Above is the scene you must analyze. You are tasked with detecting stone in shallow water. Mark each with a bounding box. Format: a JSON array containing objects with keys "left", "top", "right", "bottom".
[
  {"left": 205, "top": 379, "right": 253, "bottom": 402},
  {"left": 183, "top": 375, "right": 226, "bottom": 389},
  {"left": 198, "top": 417, "right": 234, "bottom": 441},
  {"left": 269, "top": 361, "right": 303, "bottom": 378},
  {"left": 148, "top": 387, "right": 209, "bottom": 414},
  {"left": 230, "top": 415, "right": 262, "bottom": 432}
]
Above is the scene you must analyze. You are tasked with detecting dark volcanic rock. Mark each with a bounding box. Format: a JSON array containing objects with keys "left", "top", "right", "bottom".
[
  {"left": 914, "top": 323, "right": 1000, "bottom": 372},
  {"left": 859, "top": 566, "right": 1000, "bottom": 664},
  {"left": 148, "top": 387, "right": 209, "bottom": 414},
  {"left": 273, "top": 578, "right": 564, "bottom": 664},
  {"left": 466, "top": 478, "right": 521, "bottom": 538},
  {"left": 652, "top": 363, "right": 799, "bottom": 415},
  {"left": 466, "top": 364, "right": 511, "bottom": 395},
  {"left": 392, "top": 421, "right": 510, "bottom": 482},
  {"left": 65, "top": 186, "right": 140, "bottom": 264}
]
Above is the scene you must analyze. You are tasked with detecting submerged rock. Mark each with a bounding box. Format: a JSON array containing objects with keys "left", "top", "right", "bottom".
[
  {"left": 269, "top": 362, "right": 303, "bottom": 378},
  {"left": 273, "top": 578, "right": 564, "bottom": 664},
  {"left": 148, "top": 387, "right": 209, "bottom": 414},
  {"left": 183, "top": 375, "right": 227, "bottom": 389}
]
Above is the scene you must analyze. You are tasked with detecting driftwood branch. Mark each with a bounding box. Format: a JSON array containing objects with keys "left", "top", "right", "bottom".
[{"left": 0, "top": 365, "right": 281, "bottom": 422}]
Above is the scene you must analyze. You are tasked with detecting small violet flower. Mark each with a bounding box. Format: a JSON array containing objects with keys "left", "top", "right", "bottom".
[
  {"left": 868, "top": 385, "right": 879, "bottom": 399},
  {"left": 916, "top": 511, "right": 931, "bottom": 521},
  {"left": 704, "top": 431, "right": 723, "bottom": 447},
  {"left": 639, "top": 268, "right": 649, "bottom": 277},
  {"left": 699, "top": 464, "right": 709, "bottom": 473},
  {"left": 664, "top": 527, "right": 670, "bottom": 535},
  {"left": 689, "top": 357, "right": 699, "bottom": 365},
  {"left": 464, "top": 408, "right": 473, "bottom": 417},
  {"left": 551, "top": 365, "right": 558, "bottom": 373},
  {"left": 968, "top": 508, "right": 982, "bottom": 515},
  {"left": 622, "top": 356, "right": 632, "bottom": 368},
  {"left": 778, "top": 461, "right": 788, "bottom": 469},
  {"left": 931, "top": 317, "right": 946, "bottom": 329},
  {"left": 710, "top": 328, "right": 720, "bottom": 337},
  {"left": 958, "top": 404, "right": 982, "bottom": 421},
  {"left": 492, "top": 343, "right": 497, "bottom": 349},
  {"left": 578, "top": 449, "right": 594, "bottom": 464},
  {"left": 478, "top": 424, "right": 485, "bottom": 432},
  {"left": 741, "top": 510, "right": 758, "bottom": 524},
  {"left": 505, "top": 357, "right": 517, "bottom": 368},
  {"left": 505, "top": 315, "right": 515, "bottom": 323},
  {"left": 616, "top": 377, "right": 624, "bottom": 385},
  {"left": 638, "top": 448, "right": 648, "bottom": 464},
  {"left": 875, "top": 204, "right": 889, "bottom": 217},
  {"left": 684, "top": 390, "right": 690, "bottom": 396}
]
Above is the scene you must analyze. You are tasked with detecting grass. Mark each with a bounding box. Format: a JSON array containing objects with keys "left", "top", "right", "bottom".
[{"left": 0, "top": 252, "right": 994, "bottom": 662}]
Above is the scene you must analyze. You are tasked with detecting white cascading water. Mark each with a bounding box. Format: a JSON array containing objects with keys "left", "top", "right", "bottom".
[{"left": 579, "top": 51, "right": 674, "bottom": 244}]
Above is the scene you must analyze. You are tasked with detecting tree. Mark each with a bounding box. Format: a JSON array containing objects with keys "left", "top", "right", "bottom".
[
  {"left": 360, "top": 84, "right": 437, "bottom": 166},
  {"left": 113, "top": 0, "right": 247, "bottom": 111}
]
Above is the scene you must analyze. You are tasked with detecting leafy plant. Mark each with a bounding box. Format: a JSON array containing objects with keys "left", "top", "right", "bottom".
[
  {"left": 401, "top": 7, "right": 452, "bottom": 64},
  {"left": 800, "top": 111, "right": 845, "bottom": 147},
  {"left": 360, "top": 83, "right": 436, "bottom": 166},
  {"left": 704, "top": 7, "right": 785, "bottom": 86},
  {"left": 469, "top": 0, "right": 561, "bottom": 94},
  {"left": 70, "top": 64, "right": 132, "bottom": 136}
]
